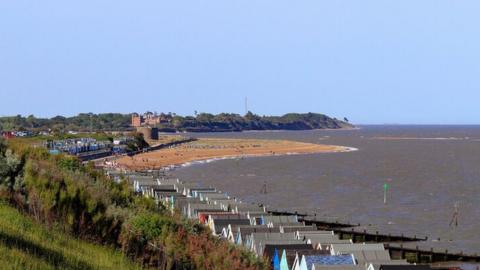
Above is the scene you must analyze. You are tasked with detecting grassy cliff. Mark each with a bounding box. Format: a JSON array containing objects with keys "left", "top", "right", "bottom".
[{"left": 0, "top": 202, "right": 141, "bottom": 270}]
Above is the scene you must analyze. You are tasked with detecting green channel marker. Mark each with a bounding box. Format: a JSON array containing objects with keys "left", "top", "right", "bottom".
[{"left": 383, "top": 183, "right": 389, "bottom": 204}]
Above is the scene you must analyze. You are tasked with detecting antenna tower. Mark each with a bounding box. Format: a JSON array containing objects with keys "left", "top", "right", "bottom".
[{"left": 245, "top": 97, "right": 248, "bottom": 115}]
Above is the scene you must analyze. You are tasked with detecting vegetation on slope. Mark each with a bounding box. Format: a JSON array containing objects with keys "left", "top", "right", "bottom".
[
  {"left": 0, "top": 201, "right": 141, "bottom": 270},
  {"left": 0, "top": 138, "right": 266, "bottom": 269},
  {"left": 0, "top": 113, "right": 131, "bottom": 132},
  {"left": 168, "top": 112, "right": 353, "bottom": 132},
  {"left": 0, "top": 112, "right": 353, "bottom": 132}
]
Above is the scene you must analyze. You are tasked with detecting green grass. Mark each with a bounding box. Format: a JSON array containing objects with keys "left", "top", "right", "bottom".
[{"left": 0, "top": 202, "right": 142, "bottom": 270}]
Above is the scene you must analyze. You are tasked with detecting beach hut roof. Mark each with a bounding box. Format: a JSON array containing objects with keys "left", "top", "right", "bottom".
[
  {"left": 174, "top": 197, "right": 201, "bottom": 210},
  {"left": 157, "top": 178, "right": 180, "bottom": 185},
  {"left": 281, "top": 225, "right": 317, "bottom": 233},
  {"left": 367, "top": 260, "right": 410, "bottom": 270},
  {"left": 331, "top": 243, "right": 385, "bottom": 254},
  {"left": 255, "top": 240, "right": 306, "bottom": 256},
  {"left": 188, "top": 203, "right": 224, "bottom": 215},
  {"left": 251, "top": 232, "right": 297, "bottom": 242},
  {"left": 154, "top": 191, "right": 183, "bottom": 200},
  {"left": 285, "top": 249, "right": 331, "bottom": 270},
  {"left": 263, "top": 215, "right": 298, "bottom": 224},
  {"left": 235, "top": 204, "right": 266, "bottom": 213},
  {"left": 302, "top": 234, "right": 339, "bottom": 243},
  {"left": 236, "top": 226, "right": 280, "bottom": 243},
  {"left": 273, "top": 222, "right": 305, "bottom": 228},
  {"left": 304, "top": 254, "right": 355, "bottom": 267},
  {"left": 379, "top": 265, "right": 432, "bottom": 270},
  {"left": 312, "top": 265, "right": 365, "bottom": 270},
  {"left": 202, "top": 193, "right": 230, "bottom": 200},
  {"left": 247, "top": 212, "right": 269, "bottom": 217},
  {"left": 152, "top": 185, "right": 176, "bottom": 192},
  {"left": 213, "top": 218, "right": 250, "bottom": 233},
  {"left": 316, "top": 240, "right": 354, "bottom": 249},
  {"left": 209, "top": 213, "right": 246, "bottom": 220},
  {"left": 135, "top": 180, "right": 158, "bottom": 186},
  {"left": 263, "top": 243, "right": 313, "bottom": 260},
  {"left": 238, "top": 225, "right": 279, "bottom": 234},
  {"left": 349, "top": 250, "right": 391, "bottom": 264},
  {"left": 297, "top": 231, "right": 335, "bottom": 237},
  {"left": 213, "top": 199, "right": 239, "bottom": 207}
]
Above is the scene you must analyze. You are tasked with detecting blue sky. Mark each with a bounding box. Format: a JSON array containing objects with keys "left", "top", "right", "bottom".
[{"left": 0, "top": 1, "right": 479, "bottom": 124}]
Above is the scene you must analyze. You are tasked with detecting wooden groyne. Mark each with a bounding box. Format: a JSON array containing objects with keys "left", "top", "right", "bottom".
[
  {"left": 386, "top": 243, "right": 480, "bottom": 264},
  {"left": 301, "top": 216, "right": 359, "bottom": 229},
  {"left": 268, "top": 209, "right": 354, "bottom": 228},
  {"left": 268, "top": 209, "right": 427, "bottom": 242},
  {"left": 78, "top": 149, "right": 113, "bottom": 161},
  {"left": 266, "top": 209, "right": 480, "bottom": 263},
  {"left": 127, "top": 137, "right": 197, "bottom": 156},
  {"left": 333, "top": 227, "right": 427, "bottom": 243}
]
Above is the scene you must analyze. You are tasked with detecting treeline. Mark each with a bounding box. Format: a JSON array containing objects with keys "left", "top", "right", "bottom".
[
  {"left": 0, "top": 112, "right": 353, "bottom": 133},
  {"left": 0, "top": 113, "right": 131, "bottom": 132},
  {"left": 0, "top": 138, "right": 266, "bottom": 269},
  {"left": 170, "top": 112, "right": 352, "bottom": 132}
]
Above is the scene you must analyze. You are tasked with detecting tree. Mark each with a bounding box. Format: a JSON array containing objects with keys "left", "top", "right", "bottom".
[
  {"left": 26, "top": 114, "right": 36, "bottom": 128},
  {"left": 196, "top": 113, "right": 214, "bottom": 123},
  {"left": 0, "top": 138, "right": 5, "bottom": 156},
  {"left": 0, "top": 138, "right": 23, "bottom": 194},
  {"left": 244, "top": 111, "right": 260, "bottom": 121},
  {"left": 344, "top": 117, "right": 349, "bottom": 122}
]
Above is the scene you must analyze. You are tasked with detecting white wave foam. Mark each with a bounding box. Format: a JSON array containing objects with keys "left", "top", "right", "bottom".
[
  {"left": 164, "top": 145, "right": 358, "bottom": 171},
  {"left": 371, "top": 137, "right": 467, "bottom": 141}
]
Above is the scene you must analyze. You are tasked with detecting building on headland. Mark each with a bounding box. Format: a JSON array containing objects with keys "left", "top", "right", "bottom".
[
  {"left": 131, "top": 112, "right": 168, "bottom": 127},
  {"left": 131, "top": 112, "right": 167, "bottom": 141}
]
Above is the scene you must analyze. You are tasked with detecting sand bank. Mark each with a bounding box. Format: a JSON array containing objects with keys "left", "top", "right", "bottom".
[{"left": 116, "top": 137, "right": 355, "bottom": 170}]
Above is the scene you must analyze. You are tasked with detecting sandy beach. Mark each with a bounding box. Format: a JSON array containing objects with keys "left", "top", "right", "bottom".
[{"left": 116, "top": 137, "right": 354, "bottom": 170}]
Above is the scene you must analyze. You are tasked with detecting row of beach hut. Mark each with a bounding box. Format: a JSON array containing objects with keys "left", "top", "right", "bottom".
[{"left": 113, "top": 171, "right": 435, "bottom": 270}]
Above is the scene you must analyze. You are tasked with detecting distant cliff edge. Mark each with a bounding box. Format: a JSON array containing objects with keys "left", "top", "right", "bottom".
[{"left": 133, "top": 111, "right": 354, "bottom": 132}]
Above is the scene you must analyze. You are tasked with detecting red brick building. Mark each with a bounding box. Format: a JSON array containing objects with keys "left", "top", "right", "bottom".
[{"left": 131, "top": 112, "right": 163, "bottom": 127}]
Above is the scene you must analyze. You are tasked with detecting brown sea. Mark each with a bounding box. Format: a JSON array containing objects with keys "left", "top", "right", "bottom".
[{"left": 171, "top": 126, "right": 480, "bottom": 254}]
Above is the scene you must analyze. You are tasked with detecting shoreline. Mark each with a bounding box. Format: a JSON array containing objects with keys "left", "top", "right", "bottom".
[{"left": 174, "top": 145, "right": 359, "bottom": 170}]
